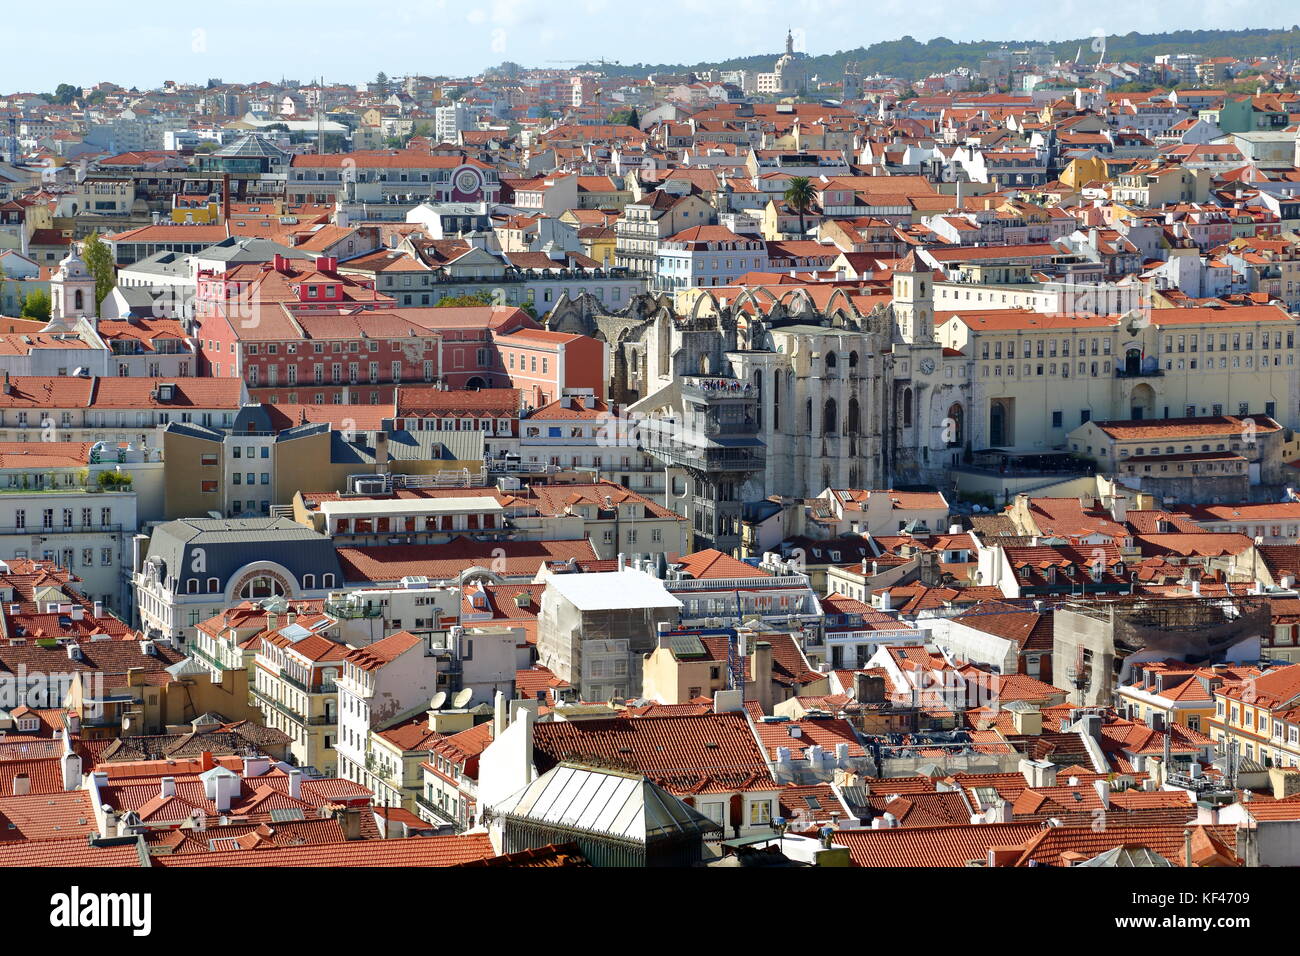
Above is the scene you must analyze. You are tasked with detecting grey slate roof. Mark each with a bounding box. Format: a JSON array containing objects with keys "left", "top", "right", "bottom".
[{"left": 143, "top": 516, "right": 342, "bottom": 594}]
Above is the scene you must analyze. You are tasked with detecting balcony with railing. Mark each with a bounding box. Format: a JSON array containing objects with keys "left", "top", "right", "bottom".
[
  {"left": 324, "top": 600, "right": 383, "bottom": 620},
  {"left": 279, "top": 669, "right": 338, "bottom": 695},
  {"left": 415, "top": 792, "right": 464, "bottom": 831},
  {"left": 649, "top": 435, "right": 765, "bottom": 473}
]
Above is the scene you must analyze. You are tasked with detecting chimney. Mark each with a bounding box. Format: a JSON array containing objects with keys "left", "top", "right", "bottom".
[
  {"left": 337, "top": 805, "right": 363, "bottom": 840},
  {"left": 752, "top": 641, "right": 774, "bottom": 715},
  {"left": 879, "top": 590, "right": 892, "bottom": 611},
  {"left": 242, "top": 755, "right": 270, "bottom": 778},
  {"left": 1093, "top": 777, "right": 1110, "bottom": 810},
  {"left": 65, "top": 713, "right": 80, "bottom": 735},
  {"left": 210, "top": 772, "right": 237, "bottom": 812},
  {"left": 199, "top": 751, "right": 215, "bottom": 772},
  {"left": 493, "top": 689, "right": 508, "bottom": 738},
  {"left": 61, "top": 751, "right": 81, "bottom": 791},
  {"left": 288, "top": 768, "right": 302, "bottom": 800},
  {"left": 160, "top": 776, "right": 176, "bottom": 799},
  {"left": 806, "top": 744, "right": 825, "bottom": 772},
  {"left": 919, "top": 550, "right": 942, "bottom": 587},
  {"left": 1019, "top": 758, "right": 1057, "bottom": 788},
  {"left": 712, "top": 688, "right": 744, "bottom": 714}
]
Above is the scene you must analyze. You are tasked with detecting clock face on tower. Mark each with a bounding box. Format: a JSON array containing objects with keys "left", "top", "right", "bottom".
[
  {"left": 455, "top": 170, "right": 480, "bottom": 193},
  {"left": 918, "top": 357, "right": 936, "bottom": 375}
]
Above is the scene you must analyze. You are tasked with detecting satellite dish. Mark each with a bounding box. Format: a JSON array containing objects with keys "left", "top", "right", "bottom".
[
  {"left": 452, "top": 688, "right": 473, "bottom": 709},
  {"left": 429, "top": 691, "right": 447, "bottom": 711}
]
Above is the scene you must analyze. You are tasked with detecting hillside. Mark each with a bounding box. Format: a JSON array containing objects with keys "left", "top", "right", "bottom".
[{"left": 572, "top": 27, "right": 1300, "bottom": 82}]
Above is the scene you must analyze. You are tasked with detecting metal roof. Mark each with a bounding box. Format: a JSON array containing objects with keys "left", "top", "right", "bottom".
[
  {"left": 494, "top": 763, "right": 722, "bottom": 843},
  {"left": 545, "top": 569, "right": 683, "bottom": 612},
  {"left": 1077, "top": 845, "right": 1174, "bottom": 867}
]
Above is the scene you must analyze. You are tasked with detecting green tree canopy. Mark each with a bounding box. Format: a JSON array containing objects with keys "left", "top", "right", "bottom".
[
  {"left": 435, "top": 292, "right": 493, "bottom": 308},
  {"left": 783, "top": 176, "right": 816, "bottom": 236},
  {"left": 80, "top": 233, "right": 116, "bottom": 316},
  {"left": 20, "top": 289, "right": 50, "bottom": 321}
]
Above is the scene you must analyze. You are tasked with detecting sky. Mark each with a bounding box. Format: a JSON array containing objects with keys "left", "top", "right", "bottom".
[{"left": 4, "top": 0, "right": 1295, "bottom": 92}]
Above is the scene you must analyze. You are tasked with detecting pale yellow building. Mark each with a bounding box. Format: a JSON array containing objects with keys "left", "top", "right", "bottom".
[{"left": 938, "top": 302, "right": 1300, "bottom": 456}]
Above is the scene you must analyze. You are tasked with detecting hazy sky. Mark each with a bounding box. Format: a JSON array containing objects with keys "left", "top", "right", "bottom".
[{"left": 5, "top": 0, "right": 1294, "bottom": 91}]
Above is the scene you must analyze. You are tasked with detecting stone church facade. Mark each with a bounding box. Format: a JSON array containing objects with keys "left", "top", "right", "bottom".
[{"left": 545, "top": 260, "right": 971, "bottom": 552}]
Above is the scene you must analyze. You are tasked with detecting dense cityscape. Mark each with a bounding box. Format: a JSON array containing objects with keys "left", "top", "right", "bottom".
[{"left": 0, "top": 10, "right": 1298, "bottom": 898}]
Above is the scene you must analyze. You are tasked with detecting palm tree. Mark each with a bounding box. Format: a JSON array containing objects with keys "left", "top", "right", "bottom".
[{"left": 783, "top": 176, "right": 815, "bottom": 237}]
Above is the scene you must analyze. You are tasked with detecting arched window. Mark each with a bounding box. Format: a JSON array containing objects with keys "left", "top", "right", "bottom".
[
  {"left": 805, "top": 399, "right": 813, "bottom": 432},
  {"left": 322, "top": 573, "right": 335, "bottom": 588},
  {"left": 848, "top": 397, "right": 860, "bottom": 433},
  {"left": 826, "top": 351, "right": 837, "bottom": 370},
  {"left": 823, "top": 398, "right": 837, "bottom": 434},
  {"left": 238, "top": 575, "right": 284, "bottom": 599},
  {"left": 902, "top": 388, "right": 913, "bottom": 428},
  {"left": 73, "top": 289, "right": 84, "bottom": 312},
  {"left": 186, "top": 578, "right": 198, "bottom": 594},
  {"left": 302, "top": 573, "right": 315, "bottom": 589},
  {"left": 849, "top": 350, "right": 859, "bottom": 368},
  {"left": 206, "top": 577, "right": 219, "bottom": 593},
  {"left": 946, "top": 403, "right": 964, "bottom": 447}
]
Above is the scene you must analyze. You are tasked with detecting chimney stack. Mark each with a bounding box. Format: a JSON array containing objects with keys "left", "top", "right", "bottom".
[
  {"left": 753, "top": 641, "right": 774, "bottom": 715},
  {"left": 493, "top": 690, "right": 508, "bottom": 738}
]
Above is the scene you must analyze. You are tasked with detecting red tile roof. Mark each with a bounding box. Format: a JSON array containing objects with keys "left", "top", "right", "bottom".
[{"left": 531, "top": 713, "right": 776, "bottom": 795}]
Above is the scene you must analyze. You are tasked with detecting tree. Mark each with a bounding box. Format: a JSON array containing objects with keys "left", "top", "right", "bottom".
[
  {"left": 80, "top": 233, "right": 116, "bottom": 316},
  {"left": 375, "top": 71, "right": 389, "bottom": 87},
  {"left": 610, "top": 107, "right": 640, "bottom": 128},
  {"left": 435, "top": 292, "right": 493, "bottom": 308},
  {"left": 783, "top": 176, "right": 816, "bottom": 236},
  {"left": 52, "top": 83, "right": 79, "bottom": 105},
  {"left": 20, "top": 289, "right": 50, "bottom": 321}
]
